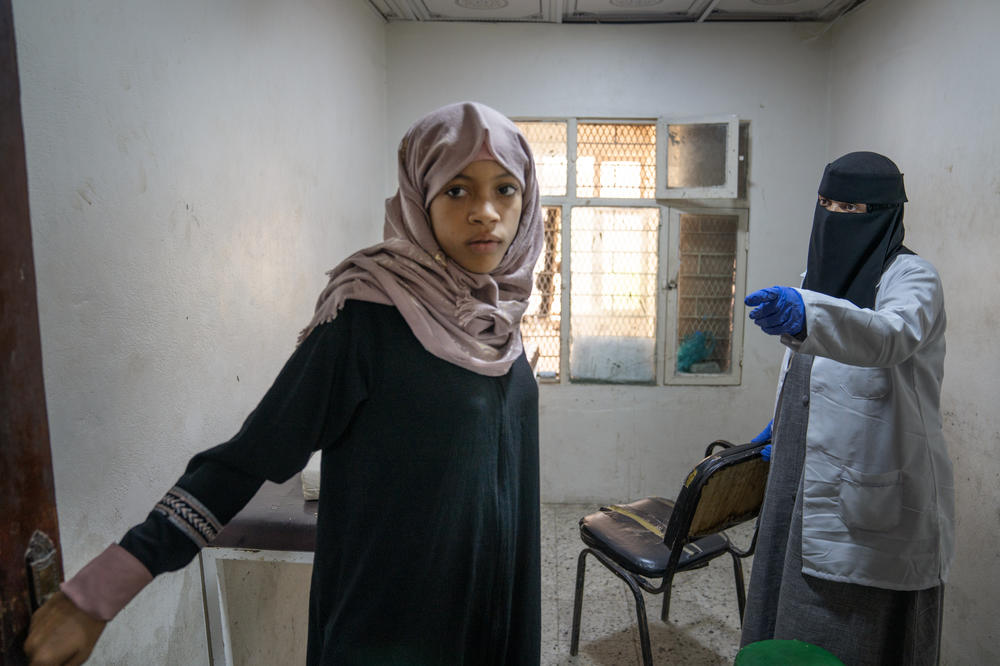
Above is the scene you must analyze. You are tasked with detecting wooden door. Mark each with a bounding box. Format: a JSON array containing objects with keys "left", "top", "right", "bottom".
[{"left": 0, "top": 1, "right": 64, "bottom": 662}]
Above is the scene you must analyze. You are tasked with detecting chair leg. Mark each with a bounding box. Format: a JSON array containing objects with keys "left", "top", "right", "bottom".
[
  {"left": 620, "top": 570, "right": 654, "bottom": 666},
  {"left": 574, "top": 548, "right": 656, "bottom": 665},
  {"left": 730, "top": 551, "right": 747, "bottom": 624},
  {"left": 570, "top": 549, "right": 590, "bottom": 656},
  {"left": 659, "top": 572, "right": 674, "bottom": 623}
]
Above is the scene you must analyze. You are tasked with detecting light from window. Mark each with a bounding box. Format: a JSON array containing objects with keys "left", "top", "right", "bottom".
[
  {"left": 599, "top": 161, "right": 642, "bottom": 198},
  {"left": 569, "top": 207, "right": 658, "bottom": 383},
  {"left": 515, "top": 122, "right": 567, "bottom": 196},
  {"left": 576, "top": 123, "right": 656, "bottom": 199}
]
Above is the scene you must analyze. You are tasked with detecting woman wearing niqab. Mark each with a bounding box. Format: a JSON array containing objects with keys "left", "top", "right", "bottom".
[{"left": 741, "top": 152, "right": 952, "bottom": 666}]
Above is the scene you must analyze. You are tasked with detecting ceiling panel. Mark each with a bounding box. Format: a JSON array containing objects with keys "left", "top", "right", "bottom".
[
  {"left": 713, "top": 0, "right": 855, "bottom": 21},
  {"left": 567, "top": 0, "right": 696, "bottom": 22},
  {"left": 413, "top": 0, "right": 551, "bottom": 21},
  {"left": 368, "top": 0, "right": 866, "bottom": 22}
]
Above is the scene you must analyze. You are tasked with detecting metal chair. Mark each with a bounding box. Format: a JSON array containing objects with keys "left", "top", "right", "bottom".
[{"left": 570, "top": 440, "right": 769, "bottom": 665}]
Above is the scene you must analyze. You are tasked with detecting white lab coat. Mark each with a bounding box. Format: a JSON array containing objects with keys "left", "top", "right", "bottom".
[{"left": 774, "top": 253, "right": 953, "bottom": 591}]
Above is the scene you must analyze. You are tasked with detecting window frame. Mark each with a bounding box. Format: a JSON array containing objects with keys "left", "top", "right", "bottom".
[
  {"left": 517, "top": 115, "right": 748, "bottom": 386},
  {"left": 662, "top": 206, "right": 748, "bottom": 386},
  {"left": 656, "top": 114, "right": 740, "bottom": 199}
]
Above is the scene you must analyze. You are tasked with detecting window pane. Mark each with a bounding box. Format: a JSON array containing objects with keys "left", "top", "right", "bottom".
[
  {"left": 576, "top": 123, "right": 656, "bottom": 199},
  {"left": 522, "top": 206, "right": 562, "bottom": 378},
  {"left": 569, "top": 207, "right": 658, "bottom": 383},
  {"left": 666, "top": 123, "right": 728, "bottom": 189},
  {"left": 676, "top": 213, "right": 738, "bottom": 374},
  {"left": 515, "top": 121, "right": 567, "bottom": 196}
]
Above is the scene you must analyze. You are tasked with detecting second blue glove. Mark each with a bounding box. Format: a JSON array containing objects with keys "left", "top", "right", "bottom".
[
  {"left": 745, "top": 286, "right": 805, "bottom": 337},
  {"left": 751, "top": 420, "right": 773, "bottom": 460},
  {"left": 751, "top": 419, "right": 773, "bottom": 444}
]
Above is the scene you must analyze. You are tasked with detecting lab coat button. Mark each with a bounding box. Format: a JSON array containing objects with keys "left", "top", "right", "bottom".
[{"left": 801, "top": 394, "right": 810, "bottom": 405}]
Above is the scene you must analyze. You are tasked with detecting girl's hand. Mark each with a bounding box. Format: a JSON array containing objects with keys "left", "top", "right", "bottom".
[{"left": 24, "top": 590, "right": 107, "bottom": 666}]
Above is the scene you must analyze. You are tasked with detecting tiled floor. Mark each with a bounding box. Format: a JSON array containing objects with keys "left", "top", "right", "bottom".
[
  {"left": 222, "top": 502, "right": 757, "bottom": 666},
  {"left": 540, "top": 503, "right": 757, "bottom": 666}
]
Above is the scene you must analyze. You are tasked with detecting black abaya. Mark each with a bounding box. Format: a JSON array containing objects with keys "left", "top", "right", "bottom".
[{"left": 120, "top": 300, "right": 541, "bottom": 665}]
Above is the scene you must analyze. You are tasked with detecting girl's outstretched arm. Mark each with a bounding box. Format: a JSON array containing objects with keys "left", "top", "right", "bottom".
[{"left": 23, "top": 304, "right": 371, "bottom": 663}]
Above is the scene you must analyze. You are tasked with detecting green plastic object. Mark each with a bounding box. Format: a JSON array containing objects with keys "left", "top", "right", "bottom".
[
  {"left": 735, "top": 639, "right": 845, "bottom": 665},
  {"left": 676, "top": 330, "right": 716, "bottom": 372}
]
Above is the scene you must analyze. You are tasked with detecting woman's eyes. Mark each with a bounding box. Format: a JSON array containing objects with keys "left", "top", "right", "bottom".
[
  {"left": 444, "top": 186, "right": 467, "bottom": 198},
  {"left": 498, "top": 183, "right": 519, "bottom": 196},
  {"left": 818, "top": 197, "right": 861, "bottom": 212}
]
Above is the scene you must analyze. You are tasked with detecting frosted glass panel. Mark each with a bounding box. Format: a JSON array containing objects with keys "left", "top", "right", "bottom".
[{"left": 666, "top": 123, "right": 728, "bottom": 189}]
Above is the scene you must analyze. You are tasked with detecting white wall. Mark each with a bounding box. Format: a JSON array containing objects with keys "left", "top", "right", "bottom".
[
  {"left": 13, "top": 1, "right": 386, "bottom": 662},
  {"left": 387, "top": 22, "right": 833, "bottom": 502},
  {"left": 828, "top": 1, "right": 1000, "bottom": 663}
]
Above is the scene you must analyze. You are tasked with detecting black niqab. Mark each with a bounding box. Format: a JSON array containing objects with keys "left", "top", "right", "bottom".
[{"left": 801, "top": 151, "right": 913, "bottom": 309}]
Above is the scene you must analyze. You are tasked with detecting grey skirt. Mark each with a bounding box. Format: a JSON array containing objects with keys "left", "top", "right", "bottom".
[{"left": 740, "top": 353, "right": 942, "bottom": 666}]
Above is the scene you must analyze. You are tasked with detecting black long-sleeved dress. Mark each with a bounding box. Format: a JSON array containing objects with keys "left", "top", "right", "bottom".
[{"left": 119, "top": 300, "right": 541, "bottom": 665}]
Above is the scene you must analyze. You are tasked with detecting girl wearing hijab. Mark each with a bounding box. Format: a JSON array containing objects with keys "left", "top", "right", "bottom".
[
  {"left": 25, "top": 102, "right": 544, "bottom": 666},
  {"left": 739, "top": 152, "right": 952, "bottom": 665}
]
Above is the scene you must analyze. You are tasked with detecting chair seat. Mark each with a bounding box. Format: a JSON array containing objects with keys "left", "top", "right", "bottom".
[{"left": 579, "top": 496, "right": 730, "bottom": 577}]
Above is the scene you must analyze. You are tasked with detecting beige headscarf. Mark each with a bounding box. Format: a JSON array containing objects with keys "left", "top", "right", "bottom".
[{"left": 298, "top": 101, "right": 543, "bottom": 377}]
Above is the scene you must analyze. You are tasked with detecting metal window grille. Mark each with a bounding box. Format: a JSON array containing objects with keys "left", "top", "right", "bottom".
[
  {"left": 521, "top": 206, "right": 562, "bottom": 377},
  {"left": 514, "top": 121, "right": 567, "bottom": 196},
  {"left": 569, "top": 207, "right": 659, "bottom": 383},
  {"left": 676, "top": 214, "right": 738, "bottom": 374},
  {"left": 576, "top": 123, "right": 656, "bottom": 199}
]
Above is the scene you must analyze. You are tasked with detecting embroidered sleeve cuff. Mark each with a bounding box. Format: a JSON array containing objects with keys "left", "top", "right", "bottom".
[
  {"left": 153, "top": 485, "right": 223, "bottom": 548},
  {"left": 60, "top": 544, "right": 153, "bottom": 621}
]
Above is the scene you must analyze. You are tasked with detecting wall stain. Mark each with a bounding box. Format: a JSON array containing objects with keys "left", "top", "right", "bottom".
[{"left": 74, "top": 180, "right": 96, "bottom": 210}]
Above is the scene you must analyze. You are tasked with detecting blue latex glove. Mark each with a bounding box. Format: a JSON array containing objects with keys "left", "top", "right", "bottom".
[
  {"left": 745, "top": 286, "right": 805, "bottom": 337},
  {"left": 751, "top": 419, "right": 773, "bottom": 443},
  {"left": 752, "top": 419, "right": 773, "bottom": 460}
]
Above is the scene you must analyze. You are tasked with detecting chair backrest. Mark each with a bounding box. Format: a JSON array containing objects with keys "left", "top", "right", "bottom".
[{"left": 663, "top": 442, "right": 769, "bottom": 551}]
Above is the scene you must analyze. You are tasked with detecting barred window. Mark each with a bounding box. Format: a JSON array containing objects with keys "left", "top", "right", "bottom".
[
  {"left": 569, "top": 207, "right": 659, "bottom": 383},
  {"left": 576, "top": 123, "right": 657, "bottom": 199},
  {"left": 521, "top": 206, "right": 562, "bottom": 377},
  {"left": 673, "top": 212, "right": 741, "bottom": 375},
  {"left": 516, "top": 117, "right": 748, "bottom": 386}
]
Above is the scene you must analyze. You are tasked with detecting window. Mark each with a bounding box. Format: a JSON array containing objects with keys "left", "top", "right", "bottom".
[{"left": 517, "top": 117, "right": 748, "bottom": 386}]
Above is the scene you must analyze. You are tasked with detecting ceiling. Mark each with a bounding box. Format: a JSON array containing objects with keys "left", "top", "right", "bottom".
[{"left": 367, "top": 0, "right": 867, "bottom": 24}]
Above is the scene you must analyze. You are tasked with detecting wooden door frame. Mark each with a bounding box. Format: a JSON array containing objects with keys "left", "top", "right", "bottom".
[{"left": 0, "top": 0, "right": 63, "bottom": 662}]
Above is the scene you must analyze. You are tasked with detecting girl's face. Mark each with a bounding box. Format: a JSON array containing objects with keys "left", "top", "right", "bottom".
[{"left": 428, "top": 160, "right": 522, "bottom": 274}]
